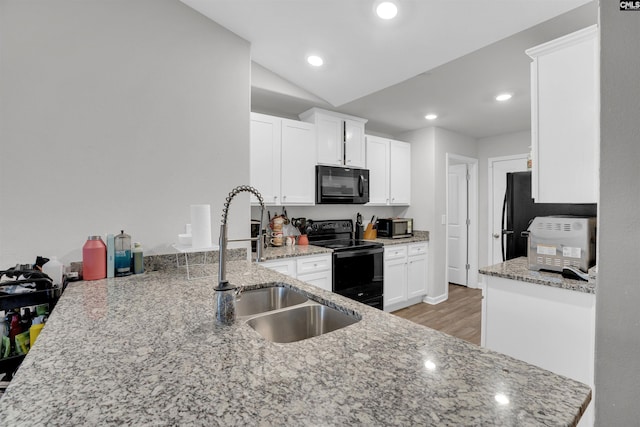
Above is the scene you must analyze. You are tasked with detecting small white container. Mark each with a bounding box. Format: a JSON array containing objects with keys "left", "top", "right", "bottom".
[{"left": 43, "top": 256, "right": 64, "bottom": 287}]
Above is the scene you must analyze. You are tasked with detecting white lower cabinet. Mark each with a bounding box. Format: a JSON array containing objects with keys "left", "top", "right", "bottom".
[
  {"left": 260, "top": 254, "right": 332, "bottom": 292},
  {"left": 481, "top": 274, "right": 595, "bottom": 427},
  {"left": 383, "top": 242, "right": 428, "bottom": 311}
]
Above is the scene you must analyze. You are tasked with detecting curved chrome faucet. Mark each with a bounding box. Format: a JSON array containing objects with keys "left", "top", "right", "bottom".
[{"left": 217, "top": 185, "right": 265, "bottom": 291}]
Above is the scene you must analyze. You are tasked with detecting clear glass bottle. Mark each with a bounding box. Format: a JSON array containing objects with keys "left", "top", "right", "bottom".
[{"left": 114, "top": 230, "right": 132, "bottom": 276}]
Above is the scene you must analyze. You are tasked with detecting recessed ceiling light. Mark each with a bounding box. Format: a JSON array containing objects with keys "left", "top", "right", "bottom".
[
  {"left": 495, "top": 93, "right": 512, "bottom": 102},
  {"left": 307, "top": 55, "right": 324, "bottom": 67},
  {"left": 376, "top": 2, "right": 398, "bottom": 20},
  {"left": 425, "top": 114, "right": 438, "bottom": 120}
]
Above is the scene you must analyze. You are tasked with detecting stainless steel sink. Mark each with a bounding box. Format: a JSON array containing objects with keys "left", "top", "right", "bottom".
[
  {"left": 236, "top": 286, "right": 308, "bottom": 317},
  {"left": 246, "top": 304, "right": 359, "bottom": 343}
]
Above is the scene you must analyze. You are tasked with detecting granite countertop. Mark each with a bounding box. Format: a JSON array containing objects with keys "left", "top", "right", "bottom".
[
  {"left": 479, "top": 257, "right": 596, "bottom": 294},
  {"left": 258, "top": 243, "right": 332, "bottom": 262},
  {"left": 259, "top": 230, "right": 429, "bottom": 261},
  {"left": 367, "top": 230, "right": 429, "bottom": 246},
  {"left": 0, "top": 260, "right": 590, "bottom": 425}
]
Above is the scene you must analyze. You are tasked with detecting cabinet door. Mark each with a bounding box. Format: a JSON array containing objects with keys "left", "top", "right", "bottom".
[
  {"left": 281, "top": 119, "right": 316, "bottom": 205},
  {"left": 260, "top": 259, "right": 296, "bottom": 277},
  {"left": 389, "top": 140, "right": 411, "bottom": 205},
  {"left": 407, "top": 243, "right": 428, "bottom": 298},
  {"left": 297, "top": 271, "right": 332, "bottom": 292},
  {"left": 384, "top": 258, "right": 407, "bottom": 310},
  {"left": 250, "top": 113, "right": 281, "bottom": 205},
  {"left": 529, "top": 26, "right": 598, "bottom": 203},
  {"left": 344, "top": 119, "right": 365, "bottom": 168},
  {"left": 365, "top": 135, "right": 390, "bottom": 205},
  {"left": 315, "top": 113, "right": 343, "bottom": 166},
  {"left": 384, "top": 245, "right": 408, "bottom": 310}
]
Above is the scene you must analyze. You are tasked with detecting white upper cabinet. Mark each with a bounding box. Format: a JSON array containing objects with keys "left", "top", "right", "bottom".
[
  {"left": 299, "top": 108, "right": 367, "bottom": 168},
  {"left": 365, "top": 135, "right": 411, "bottom": 206},
  {"left": 313, "top": 113, "right": 343, "bottom": 166},
  {"left": 365, "top": 135, "right": 390, "bottom": 205},
  {"left": 526, "top": 25, "right": 599, "bottom": 204},
  {"left": 389, "top": 140, "right": 411, "bottom": 205},
  {"left": 250, "top": 112, "right": 315, "bottom": 206},
  {"left": 250, "top": 113, "right": 281, "bottom": 205},
  {"left": 344, "top": 119, "right": 366, "bottom": 168},
  {"left": 280, "top": 119, "right": 316, "bottom": 205}
]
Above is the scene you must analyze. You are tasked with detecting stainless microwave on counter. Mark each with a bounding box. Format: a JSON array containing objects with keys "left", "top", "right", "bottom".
[
  {"left": 316, "top": 165, "right": 369, "bottom": 204},
  {"left": 376, "top": 218, "right": 413, "bottom": 238}
]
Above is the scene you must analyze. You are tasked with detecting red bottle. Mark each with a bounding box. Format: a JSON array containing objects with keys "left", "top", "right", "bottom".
[{"left": 83, "top": 236, "right": 106, "bottom": 280}]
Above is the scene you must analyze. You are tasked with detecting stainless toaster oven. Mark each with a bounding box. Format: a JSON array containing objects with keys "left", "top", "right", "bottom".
[
  {"left": 376, "top": 218, "right": 413, "bottom": 239},
  {"left": 527, "top": 216, "right": 596, "bottom": 273}
]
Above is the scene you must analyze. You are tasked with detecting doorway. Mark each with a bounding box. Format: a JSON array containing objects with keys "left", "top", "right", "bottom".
[
  {"left": 445, "top": 153, "right": 478, "bottom": 289},
  {"left": 487, "top": 154, "right": 528, "bottom": 265}
]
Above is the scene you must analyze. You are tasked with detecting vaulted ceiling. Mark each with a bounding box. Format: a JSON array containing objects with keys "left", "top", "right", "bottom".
[{"left": 182, "top": 0, "right": 597, "bottom": 138}]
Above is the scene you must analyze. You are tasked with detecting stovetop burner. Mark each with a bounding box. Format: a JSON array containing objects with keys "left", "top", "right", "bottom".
[
  {"left": 306, "top": 219, "right": 382, "bottom": 251},
  {"left": 311, "top": 238, "right": 382, "bottom": 251}
]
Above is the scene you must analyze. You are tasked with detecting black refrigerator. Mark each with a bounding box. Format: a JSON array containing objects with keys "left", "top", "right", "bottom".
[{"left": 501, "top": 171, "right": 597, "bottom": 261}]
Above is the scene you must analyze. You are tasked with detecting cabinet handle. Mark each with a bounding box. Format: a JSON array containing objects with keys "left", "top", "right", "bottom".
[{"left": 283, "top": 195, "right": 286, "bottom": 200}]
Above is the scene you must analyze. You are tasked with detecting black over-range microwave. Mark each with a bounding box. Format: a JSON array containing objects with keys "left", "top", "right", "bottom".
[{"left": 316, "top": 165, "right": 370, "bottom": 204}]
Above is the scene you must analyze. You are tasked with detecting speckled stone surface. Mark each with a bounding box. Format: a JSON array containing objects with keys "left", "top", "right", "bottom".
[
  {"left": 258, "top": 244, "right": 332, "bottom": 261},
  {"left": 368, "top": 230, "right": 429, "bottom": 245},
  {"left": 480, "top": 257, "right": 596, "bottom": 294},
  {"left": 0, "top": 261, "right": 590, "bottom": 426}
]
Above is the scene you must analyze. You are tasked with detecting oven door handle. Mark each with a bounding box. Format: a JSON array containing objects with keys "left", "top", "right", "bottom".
[{"left": 334, "top": 247, "right": 383, "bottom": 259}]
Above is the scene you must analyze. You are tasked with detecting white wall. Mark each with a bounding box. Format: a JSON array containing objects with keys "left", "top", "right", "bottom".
[
  {"left": 400, "top": 127, "right": 477, "bottom": 301},
  {"left": 0, "top": 0, "right": 251, "bottom": 266},
  {"left": 402, "top": 127, "right": 436, "bottom": 297},
  {"left": 596, "top": 5, "right": 640, "bottom": 424},
  {"left": 476, "top": 130, "right": 530, "bottom": 268}
]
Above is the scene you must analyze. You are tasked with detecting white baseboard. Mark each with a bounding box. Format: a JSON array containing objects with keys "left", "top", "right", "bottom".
[{"left": 423, "top": 293, "right": 447, "bottom": 305}]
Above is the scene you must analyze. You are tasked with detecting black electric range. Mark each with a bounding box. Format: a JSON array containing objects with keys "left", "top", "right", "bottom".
[{"left": 306, "top": 220, "right": 384, "bottom": 310}]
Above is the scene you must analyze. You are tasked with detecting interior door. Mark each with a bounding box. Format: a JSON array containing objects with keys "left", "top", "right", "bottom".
[
  {"left": 448, "top": 164, "right": 468, "bottom": 286},
  {"left": 490, "top": 156, "right": 528, "bottom": 264}
]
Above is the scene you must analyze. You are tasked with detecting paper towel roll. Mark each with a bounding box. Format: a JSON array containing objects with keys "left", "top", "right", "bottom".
[{"left": 190, "top": 204, "right": 212, "bottom": 249}]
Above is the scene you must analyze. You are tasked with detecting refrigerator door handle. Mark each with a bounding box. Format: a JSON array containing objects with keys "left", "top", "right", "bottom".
[{"left": 501, "top": 190, "right": 508, "bottom": 262}]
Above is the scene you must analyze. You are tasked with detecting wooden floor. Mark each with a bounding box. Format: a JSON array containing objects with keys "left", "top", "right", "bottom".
[{"left": 392, "top": 283, "right": 482, "bottom": 345}]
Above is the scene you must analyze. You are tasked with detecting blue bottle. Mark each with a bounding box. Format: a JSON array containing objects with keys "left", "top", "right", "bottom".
[{"left": 114, "top": 230, "right": 132, "bottom": 276}]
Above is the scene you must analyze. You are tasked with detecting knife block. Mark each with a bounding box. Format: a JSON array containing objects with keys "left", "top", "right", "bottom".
[{"left": 363, "top": 224, "right": 377, "bottom": 240}]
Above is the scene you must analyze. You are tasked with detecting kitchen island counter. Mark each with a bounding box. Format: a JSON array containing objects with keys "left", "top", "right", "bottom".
[
  {"left": 0, "top": 260, "right": 590, "bottom": 426},
  {"left": 480, "top": 256, "right": 596, "bottom": 294}
]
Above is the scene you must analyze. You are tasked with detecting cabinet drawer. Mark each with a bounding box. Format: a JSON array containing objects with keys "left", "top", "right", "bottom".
[
  {"left": 408, "top": 242, "right": 428, "bottom": 257},
  {"left": 261, "top": 259, "right": 296, "bottom": 277},
  {"left": 384, "top": 245, "right": 407, "bottom": 261},
  {"left": 296, "top": 254, "right": 331, "bottom": 275}
]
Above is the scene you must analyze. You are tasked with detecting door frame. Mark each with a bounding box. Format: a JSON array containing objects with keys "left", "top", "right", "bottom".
[
  {"left": 445, "top": 153, "right": 479, "bottom": 291},
  {"left": 487, "top": 154, "right": 528, "bottom": 265}
]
